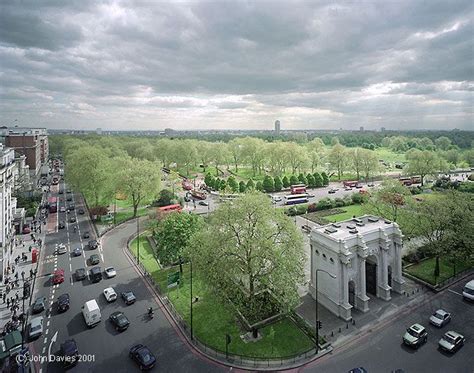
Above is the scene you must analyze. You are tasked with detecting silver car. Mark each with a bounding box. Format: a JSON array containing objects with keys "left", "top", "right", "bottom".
[
  {"left": 438, "top": 331, "right": 465, "bottom": 353},
  {"left": 430, "top": 309, "right": 451, "bottom": 327},
  {"left": 29, "top": 316, "right": 44, "bottom": 339}
]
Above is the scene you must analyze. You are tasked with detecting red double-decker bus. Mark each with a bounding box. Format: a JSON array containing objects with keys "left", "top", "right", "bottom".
[
  {"left": 48, "top": 196, "right": 58, "bottom": 213},
  {"left": 343, "top": 180, "right": 359, "bottom": 188},
  {"left": 290, "top": 184, "right": 307, "bottom": 194}
]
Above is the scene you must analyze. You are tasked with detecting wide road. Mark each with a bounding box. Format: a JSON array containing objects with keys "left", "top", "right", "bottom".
[
  {"left": 301, "top": 275, "right": 474, "bottom": 373},
  {"left": 29, "top": 177, "right": 225, "bottom": 372}
]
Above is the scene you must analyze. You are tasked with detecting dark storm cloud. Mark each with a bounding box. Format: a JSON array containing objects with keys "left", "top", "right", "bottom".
[{"left": 0, "top": 0, "right": 472, "bottom": 130}]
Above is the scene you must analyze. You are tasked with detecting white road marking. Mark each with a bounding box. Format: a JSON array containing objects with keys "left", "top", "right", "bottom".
[
  {"left": 448, "top": 289, "right": 463, "bottom": 296},
  {"left": 47, "top": 313, "right": 51, "bottom": 319},
  {"left": 47, "top": 320, "right": 50, "bottom": 327},
  {"left": 100, "top": 253, "right": 104, "bottom": 262},
  {"left": 43, "top": 337, "right": 48, "bottom": 345},
  {"left": 45, "top": 328, "right": 49, "bottom": 335},
  {"left": 42, "top": 346, "right": 46, "bottom": 354},
  {"left": 70, "top": 276, "right": 74, "bottom": 285},
  {"left": 69, "top": 263, "right": 72, "bottom": 271}
]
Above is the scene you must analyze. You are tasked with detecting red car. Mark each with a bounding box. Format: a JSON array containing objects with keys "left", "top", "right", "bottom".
[
  {"left": 22, "top": 226, "right": 31, "bottom": 234},
  {"left": 53, "top": 269, "right": 65, "bottom": 285}
]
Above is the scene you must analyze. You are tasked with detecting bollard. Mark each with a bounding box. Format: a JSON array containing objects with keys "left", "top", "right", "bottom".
[
  {"left": 412, "top": 290, "right": 415, "bottom": 295},
  {"left": 346, "top": 323, "right": 349, "bottom": 329},
  {"left": 331, "top": 331, "right": 334, "bottom": 337},
  {"left": 352, "top": 319, "right": 355, "bottom": 325},
  {"left": 338, "top": 327, "right": 342, "bottom": 333}
]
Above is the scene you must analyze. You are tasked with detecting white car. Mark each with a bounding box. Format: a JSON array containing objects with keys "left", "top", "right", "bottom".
[
  {"left": 56, "top": 243, "right": 67, "bottom": 255},
  {"left": 59, "top": 206, "right": 66, "bottom": 213},
  {"left": 103, "top": 287, "right": 117, "bottom": 302},
  {"left": 105, "top": 267, "right": 116, "bottom": 278}
]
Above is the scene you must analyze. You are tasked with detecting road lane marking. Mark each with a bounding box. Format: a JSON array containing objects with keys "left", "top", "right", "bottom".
[
  {"left": 100, "top": 253, "right": 104, "bottom": 262},
  {"left": 47, "top": 320, "right": 50, "bottom": 327},
  {"left": 70, "top": 276, "right": 74, "bottom": 285},
  {"left": 45, "top": 328, "right": 49, "bottom": 335},
  {"left": 448, "top": 289, "right": 462, "bottom": 296},
  {"left": 69, "top": 263, "right": 72, "bottom": 271},
  {"left": 42, "top": 347, "right": 46, "bottom": 354},
  {"left": 43, "top": 337, "right": 48, "bottom": 345}
]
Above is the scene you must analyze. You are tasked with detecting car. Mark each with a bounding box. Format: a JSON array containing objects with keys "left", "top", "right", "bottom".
[
  {"left": 75, "top": 268, "right": 86, "bottom": 281},
  {"left": 78, "top": 208, "right": 85, "bottom": 215},
  {"left": 367, "top": 183, "right": 375, "bottom": 187},
  {"left": 66, "top": 195, "right": 72, "bottom": 201},
  {"left": 403, "top": 323, "right": 428, "bottom": 348},
  {"left": 103, "top": 287, "right": 117, "bottom": 302},
  {"left": 129, "top": 344, "right": 156, "bottom": 370},
  {"left": 28, "top": 316, "right": 43, "bottom": 339},
  {"left": 88, "top": 240, "right": 98, "bottom": 249},
  {"left": 184, "top": 196, "right": 191, "bottom": 202},
  {"left": 355, "top": 184, "right": 363, "bottom": 188},
  {"left": 348, "top": 368, "right": 368, "bottom": 373},
  {"left": 58, "top": 189, "right": 64, "bottom": 194},
  {"left": 53, "top": 269, "right": 65, "bottom": 284},
  {"left": 56, "top": 243, "right": 67, "bottom": 255},
  {"left": 58, "top": 221, "right": 65, "bottom": 229},
  {"left": 83, "top": 231, "right": 90, "bottom": 239},
  {"left": 109, "top": 311, "right": 130, "bottom": 332},
  {"left": 301, "top": 225, "right": 312, "bottom": 233},
  {"left": 68, "top": 204, "right": 75, "bottom": 211},
  {"left": 105, "top": 267, "right": 116, "bottom": 278},
  {"left": 199, "top": 201, "right": 209, "bottom": 206},
  {"left": 89, "top": 266, "right": 102, "bottom": 283},
  {"left": 430, "top": 309, "right": 451, "bottom": 327},
  {"left": 462, "top": 279, "right": 474, "bottom": 301},
  {"left": 438, "top": 331, "right": 465, "bottom": 353},
  {"left": 57, "top": 293, "right": 70, "bottom": 312},
  {"left": 32, "top": 297, "right": 47, "bottom": 314},
  {"left": 344, "top": 187, "right": 352, "bottom": 191},
  {"left": 328, "top": 188, "right": 337, "bottom": 194},
  {"left": 69, "top": 216, "right": 76, "bottom": 223},
  {"left": 73, "top": 247, "right": 82, "bottom": 257},
  {"left": 60, "top": 339, "right": 79, "bottom": 368},
  {"left": 89, "top": 254, "right": 100, "bottom": 265},
  {"left": 121, "top": 291, "right": 136, "bottom": 305},
  {"left": 66, "top": 189, "right": 72, "bottom": 193},
  {"left": 59, "top": 206, "right": 66, "bottom": 213}
]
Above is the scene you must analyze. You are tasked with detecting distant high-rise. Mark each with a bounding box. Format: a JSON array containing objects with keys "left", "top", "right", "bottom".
[
  {"left": 274, "top": 120, "right": 281, "bottom": 136},
  {"left": 360, "top": 126, "right": 364, "bottom": 132},
  {"left": 381, "top": 127, "right": 386, "bottom": 132},
  {"left": 96, "top": 128, "right": 102, "bottom": 135}
]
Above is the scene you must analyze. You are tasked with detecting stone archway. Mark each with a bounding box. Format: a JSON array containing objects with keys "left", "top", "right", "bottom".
[
  {"left": 366, "top": 255, "right": 378, "bottom": 296},
  {"left": 348, "top": 280, "right": 356, "bottom": 307}
]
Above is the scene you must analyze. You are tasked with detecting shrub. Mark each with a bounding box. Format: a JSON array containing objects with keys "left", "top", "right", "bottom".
[
  {"left": 307, "top": 203, "right": 318, "bottom": 213},
  {"left": 246, "top": 179, "right": 255, "bottom": 190},
  {"left": 313, "top": 173, "right": 323, "bottom": 187},
  {"left": 334, "top": 198, "right": 345, "bottom": 207},
  {"left": 296, "top": 204, "right": 308, "bottom": 215},
  {"left": 256, "top": 181, "right": 264, "bottom": 192},
  {"left": 263, "top": 175, "right": 275, "bottom": 193},
  {"left": 298, "top": 173, "right": 307, "bottom": 185},
  {"left": 239, "top": 181, "right": 246, "bottom": 193},
  {"left": 282, "top": 176, "right": 290, "bottom": 188},
  {"left": 306, "top": 174, "right": 315, "bottom": 188},
  {"left": 321, "top": 172, "right": 329, "bottom": 186},
  {"left": 351, "top": 193, "right": 364, "bottom": 204},
  {"left": 342, "top": 194, "right": 352, "bottom": 206},
  {"left": 290, "top": 175, "right": 299, "bottom": 185},
  {"left": 316, "top": 198, "right": 333, "bottom": 211},
  {"left": 274, "top": 176, "right": 283, "bottom": 192}
]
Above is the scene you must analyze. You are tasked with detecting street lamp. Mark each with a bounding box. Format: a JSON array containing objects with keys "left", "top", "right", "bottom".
[
  {"left": 136, "top": 217, "right": 140, "bottom": 266},
  {"left": 315, "top": 269, "right": 336, "bottom": 353}
]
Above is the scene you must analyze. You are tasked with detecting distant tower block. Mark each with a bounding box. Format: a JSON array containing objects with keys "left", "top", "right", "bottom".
[{"left": 274, "top": 120, "right": 281, "bottom": 136}]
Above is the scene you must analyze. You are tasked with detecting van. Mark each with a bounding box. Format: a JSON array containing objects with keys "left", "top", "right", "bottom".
[
  {"left": 82, "top": 300, "right": 101, "bottom": 327},
  {"left": 462, "top": 280, "right": 474, "bottom": 301}
]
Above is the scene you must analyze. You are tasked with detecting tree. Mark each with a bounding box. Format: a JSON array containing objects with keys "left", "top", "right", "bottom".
[
  {"left": 196, "top": 141, "right": 213, "bottom": 173},
  {"left": 239, "top": 181, "right": 247, "bottom": 193},
  {"left": 443, "top": 149, "right": 460, "bottom": 166},
  {"left": 306, "top": 173, "right": 315, "bottom": 188},
  {"left": 188, "top": 193, "right": 305, "bottom": 318},
  {"left": 204, "top": 173, "right": 215, "bottom": 190},
  {"left": 154, "top": 213, "right": 203, "bottom": 266},
  {"left": 321, "top": 172, "right": 329, "bottom": 186},
  {"left": 298, "top": 173, "right": 307, "bottom": 185},
  {"left": 117, "top": 158, "right": 161, "bottom": 217},
  {"left": 282, "top": 176, "right": 290, "bottom": 188},
  {"left": 256, "top": 181, "right": 264, "bottom": 192},
  {"left": 360, "top": 149, "right": 379, "bottom": 181},
  {"left": 435, "top": 136, "right": 452, "bottom": 151},
  {"left": 227, "top": 176, "right": 239, "bottom": 193},
  {"left": 155, "top": 189, "right": 177, "bottom": 207},
  {"left": 219, "top": 179, "right": 227, "bottom": 191},
  {"left": 286, "top": 143, "right": 308, "bottom": 174},
  {"left": 405, "top": 150, "right": 439, "bottom": 186},
  {"left": 228, "top": 138, "right": 244, "bottom": 172},
  {"left": 328, "top": 143, "right": 347, "bottom": 180},
  {"left": 174, "top": 140, "right": 197, "bottom": 176},
  {"left": 263, "top": 176, "right": 275, "bottom": 193},
  {"left": 349, "top": 147, "right": 364, "bottom": 180},
  {"left": 313, "top": 172, "right": 323, "bottom": 187},
  {"left": 210, "top": 142, "right": 230, "bottom": 176},
  {"left": 246, "top": 179, "right": 255, "bottom": 190},
  {"left": 273, "top": 176, "right": 283, "bottom": 192},
  {"left": 289, "top": 175, "right": 299, "bottom": 186}
]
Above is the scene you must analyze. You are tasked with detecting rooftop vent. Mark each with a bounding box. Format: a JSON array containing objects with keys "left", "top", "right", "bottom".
[
  {"left": 332, "top": 223, "right": 341, "bottom": 228},
  {"left": 384, "top": 220, "right": 392, "bottom": 224},
  {"left": 325, "top": 227, "right": 338, "bottom": 234},
  {"left": 368, "top": 216, "right": 379, "bottom": 223},
  {"left": 349, "top": 229, "right": 358, "bottom": 234},
  {"left": 353, "top": 218, "right": 363, "bottom": 224},
  {"left": 356, "top": 222, "right": 365, "bottom": 227},
  {"left": 346, "top": 224, "right": 356, "bottom": 230}
]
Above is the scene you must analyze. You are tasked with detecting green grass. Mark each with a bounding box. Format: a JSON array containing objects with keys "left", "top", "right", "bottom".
[
  {"left": 374, "top": 148, "right": 406, "bottom": 164},
  {"left": 129, "top": 233, "right": 159, "bottom": 270},
  {"left": 405, "top": 257, "right": 474, "bottom": 285},
  {"left": 129, "top": 234, "right": 314, "bottom": 358},
  {"left": 96, "top": 207, "right": 150, "bottom": 226},
  {"left": 325, "top": 204, "right": 365, "bottom": 222}
]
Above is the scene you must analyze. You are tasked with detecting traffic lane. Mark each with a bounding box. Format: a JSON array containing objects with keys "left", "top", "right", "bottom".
[{"left": 303, "top": 277, "right": 474, "bottom": 373}]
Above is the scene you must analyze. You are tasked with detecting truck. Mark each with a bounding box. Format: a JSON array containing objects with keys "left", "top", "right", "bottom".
[
  {"left": 290, "top": 184, "right": 307, "bottom": 194},
  {"left": 82, "top": 300, "right": 101, "bottom": 327}
]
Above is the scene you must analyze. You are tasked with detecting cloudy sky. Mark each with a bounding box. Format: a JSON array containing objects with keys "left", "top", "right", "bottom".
[{"left": 0, "top": 0, "right": 473, "bottom": 131}]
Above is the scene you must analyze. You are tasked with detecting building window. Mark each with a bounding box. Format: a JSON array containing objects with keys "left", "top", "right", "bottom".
[
  {"left": 330, "top": 258, "right": 334, "bottom": 264},
  {"left": 323, "top": 254, "right": 327, "bottom": 260},
  {"left": 315, "top": 249, "right": 319, "bottom": 255}
]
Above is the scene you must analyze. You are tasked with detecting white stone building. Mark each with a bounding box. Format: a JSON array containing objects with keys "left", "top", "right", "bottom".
[
  {"left": 309, "top": 215, "right": 404, "bottom": 321},
  {"left": 0, "top": 145, "right": 16, "bottom": 279}
]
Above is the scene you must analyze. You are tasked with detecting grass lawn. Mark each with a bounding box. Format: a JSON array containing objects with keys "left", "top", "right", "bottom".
[
  {"left": 96, "top": 207, "right": 150, "bottom": 226},
  {"left": 325, "top": 204, "right": 365, "bottom": 222},
  {"left": 374, "top": 148, "right": 406, "bottom": 164},
  {"left": 129, "top": 233, "right": 159, "bottom": 270},
  {"left": 129, "top": 234, "right": 315, "bottom": 358},
  {"left": 405, "top": 257, "right": 474, "bottom": 285}
]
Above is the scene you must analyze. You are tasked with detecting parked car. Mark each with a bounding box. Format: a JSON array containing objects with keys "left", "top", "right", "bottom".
[
  {"left": 32, "top": 297, "right": 47, "bottom": 314},
  {"left": 83, "top": 231, "right": 90, "bottom": 239},
  {"left": 105, "top": 267, "right": 116, "bottom": 278},
  {"left": 121, "top": 291, "right": 136, "bottom": 305},
  {"left": 462, "top": 280, "right": 474, "bottom": 301},
  {"left": 344, "top": 187, "right": 352, "bottom": 191},
  {"left": 438, "top": 331, "right": 465, "bottom": 353},
  {"left": 301, "top": 225, "right": 312, "bottom": 233},
  {"left": 89, "top": 254, "right": 100, "bottom": 265},
  {"left": 403, "top": 324, "right": 428, "bottom": 348},
  {"left": 58, "top": 221, "right": 65, "bottom": 229},
  {"left": 348, "top": 368, "right": 368, "bottom": 373},
  {"left": 78, "top": 208, "right": 85, "bottom": 215},
  {"left": 88, "top": 240, "right": 98, "bottom": 249},
  {"left": 73, "top": 247, "right": 82, "bottom": 257},
  {"left": 109, "top": 311, "right": 130, "bottom": 332},
  {"left": 89, "top": 267, "right": 102, "bottom": 283},
  {"left": 355, "top": 184, "right": 363, "bottom": 188},
  {"left": 53, "top": 269, "right": 65, "bottom": 285},
  {"left": 66, "top": 195, "right": 72, "bottom": 201},
  {"left": 59, "top": 206, "right": 66, "bottom": 213},
  {"left": 69, "top": 216, "right": 76, "bottom": 223},
  {"left": 57, "top": 293, "right": 70, "bottom": 313},
  {"left": 75, "top": 268, "right": 86, "bottom": 281},
  {"left": 199, "top": 201, "right": 209, "bottom": 207},
  {"left": 60, "top": 339, "right": 79, "bottom": 368},
  {"left": 129, "top": 344, "right": 156, "bottom": 370},
  {"left": 328, "top": 188, "right": 337, "bottom": 194},
  {"left": 28, "top": 316, "right": 44, "bottom": 339},
  {"left": 103, "top": 287, "right": 117, "bottom": 302},
  {"left": 430, "top": 309, "right": 451, "bottom": 327},
  {"left": 68, "top": 204, "right": 75, "bottom": 211}
]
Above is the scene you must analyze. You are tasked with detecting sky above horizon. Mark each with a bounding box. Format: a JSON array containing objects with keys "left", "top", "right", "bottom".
[{"left": 0, "top": 0, "right": 473, "bottom": 131}]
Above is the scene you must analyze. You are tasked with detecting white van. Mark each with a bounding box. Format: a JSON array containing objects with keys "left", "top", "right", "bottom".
[
  {"left": 82, "top": 300, "right": 101, "bottom": 327},
  {"left": 462, "top": 280, "right": 474, "bottom": 301}
]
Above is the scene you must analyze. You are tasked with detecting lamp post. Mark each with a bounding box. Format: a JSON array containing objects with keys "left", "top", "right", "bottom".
[
  {"left": 315, "top": 269, "right": 336, "bottom": 353},
  {"left": 136, "top": 217, "right": 140, "bottom": 266}
]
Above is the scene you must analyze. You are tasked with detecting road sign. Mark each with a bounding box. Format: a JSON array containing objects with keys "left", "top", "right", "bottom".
[{"left": 167, "top": 272, "right": 180, "bottom": 288}]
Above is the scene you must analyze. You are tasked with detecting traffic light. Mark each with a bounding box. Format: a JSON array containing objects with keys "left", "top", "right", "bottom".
[{"left": 317, "top": 321, "right": 322, "bottom": 329}]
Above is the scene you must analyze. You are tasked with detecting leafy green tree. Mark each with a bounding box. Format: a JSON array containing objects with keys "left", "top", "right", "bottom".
[
  {"left": 435, "top": 136, "right": 452, "bottom": 151},
  {"left": 219, "top": 179, "right": 227, "bottom": 191},
  {"left": 154, "top": 213, "right": 204, "bottom": 266},
  {"left": 298, "top": 173, "right": 307, "bottom": 185},
  {"left": 282, "top": 176, "right": 290, "bottom": 188},
  {"left": 290, "top": 175, "right": 299, "bottom": 185},
  {"left": 204, "top": 173, "right": 215, "bottom": 189},
  {"left": 306, "top": 173, "right": 315, "bottom": 188},
  {"left": 360, "top": 149, "right": 379, "bottom": 181},
  {"left": 154, "top": 189, "right": 177, "bottom": 207},
  {"left": 321, "top": 172, "right": 329, "bottom": 186},
  {"left": 239, "top": 181, "right": 247, "bottom": 193},
  {"left": 228, "top": 138, "right": 244, "bottom": 172},
  {"left": 349, "top": 147, "right": 364, "bottom": 180},
  {"left": 263, "top": 175, "right": 275, "bottom": 193},
  {"left": 256, "top": 181, "right": 264, "bottom": 192},
  {"left": 405, "top": 150, "right": 440, "bottom": 186},
  {"left": 273, "top": 176, "right": 283, "bottom": 192},
  {"left": 227, "top": 176, "right": 239, "bottom": 193},
  {"left": 246, "top": 179, "right": 255, "bottom": 190},
  {"left": 313, "top": 172, "right": 323, "bottom": 187},
  {"left": 188, "top": 193, "right": 305, "bottom": 318},
  {"left": 328, "top": 143, "right": 347, "bottom": 180}
]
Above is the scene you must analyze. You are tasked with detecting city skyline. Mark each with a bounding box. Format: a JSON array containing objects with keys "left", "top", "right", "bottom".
[{"left": 1, "top": 1, "right": 473, "bottom": 131}]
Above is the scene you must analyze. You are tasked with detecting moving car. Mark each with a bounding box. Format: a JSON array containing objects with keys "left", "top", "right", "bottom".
[
  {"left": 109, "top": 311, "right": 130, "bottom": 332},
  {"left": 89, "top": 267, "right": 102, "bottom": 283},
  {"left": 66, "top": 195, "right": 72, "bottom": 201},
  {"left": 83, "top": 231, "right": 90, "bottom": 239},
  {"left": 88, "top": 240, "right": 98, "bottom": 249},
  {"left": 58, "top": 221, "right": 65, "bottom": 229},
  {"left": 69, "top": 216, "right": 76, "bottom": 223},
  {"left": 82, "top": 299, "right": 101, "bottom": 327},
  {"left": 199, "top": 201, "right": 209, "bottom": 206},
  {"left": 301, "top": 225, "right": 312, "bottom": 233},
  {"left": 103, "top": 287, "right": 117, "bottom": 302},
  {"left": 438, "top": 331, "right": 465, "bottom": 353},
  {"left": 105, "top": 267, "right": 116, "bottom": 278},
  {"left": 59, "top": 206, "right": 66, "bottom": 213},
  {"left": 53, "top": 269, "right": 65, "bottom": 285},
  {"left": 89, "top": 254, "right": 100, "bottom": 265},
  {"left": 129, "top": 344, "right": 156, "bottom": 370},
  {"left": 462, "top": 280, "right": 474, "bottom": 301},
  {"left": 403, "top": 323, "right": 428, "bottom": 348},
  {"left": 78, "top": 208, "right": 85, "bottom": 215},
  {"left": 75, "top": 268, "right": 87, "bottom": 281},
  {"left": 328, "top": 188, "right": 337, "bottom": 194},
  {"left": 73, "top": 247, "right": 82, "bottom": 257},
  {"left": 60, "top": 339, "right": 79, "bottom": 368},
  {"left": 429, "top": 309, "right": 451, "bottom": 327},
  {"left": 56, "top": 243, "right": 67, "bottom": 255},
  {"left": 57, "top": 294, "right": 70, "bottom": 313},
  {"left": 121, "top": 291, "right": 136, "bottom": 305},
  {"left": 28, "top": 316, "right": 43, "bottom": 339},
  {"left": 32, "top": 297, "right": 47, "bottom": 314}
]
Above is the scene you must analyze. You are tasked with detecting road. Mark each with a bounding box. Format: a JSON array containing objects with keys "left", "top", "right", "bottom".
[
  {"left": 301, "top": 275, "right": 474, "bottom": 373},
  {"left": 29, "top": 177, "right": 225, "bottom": 372}
]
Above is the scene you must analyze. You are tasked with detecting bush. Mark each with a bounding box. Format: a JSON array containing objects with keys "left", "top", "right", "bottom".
[
  {"left": 342, "top": 194, "right": 352, "bottom": 206},
  {"left": 298, "top": 173, "right": 307, "bottom": 185},
  {"left": 321, "top": 172, "right": 329, "bottom": 186},
  {"left": 334, "top": 198, "right": 345, "bottom": 207},
  {"left": 458, "top": 182, "right": 474, "bottom": 194},
  {"left": 313, "top": 173, "right": 323, "bottom": 187},
  {"left": 290, "top": 175, "right": 299, "bottom": 185},
  {"left": 239, "top": 181, "right": 246, "bottom": 193},
  {"left": 263, "top": 175, "right": 275, "bottom": 193},
  {"left": 316, "top": 198, "right": 334, "bottom": 211},
  {"left": 274, "top": 176, "right": 283, "bottom": 192},
  {"left": 282, "top": 176, "right": 290, "bottom": 188},
  {"left": 296, "top": 204, "right": 308, "bottom": 215},
  {"left": 307, "top": 203, "right": 318, "bottom": 213},
  {"left": 351, "top": 193, "right": 364, "bottom": 204},
  {"left": 306, "top": 174, "right": 315, "bottom": 188}
]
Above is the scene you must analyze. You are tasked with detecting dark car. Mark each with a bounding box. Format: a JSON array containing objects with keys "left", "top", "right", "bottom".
[
  {"left": 75, "top": 268, "right": 86, "bottom": 281},
  {"left": 57, "top": 294, "right": 70, "bottom": 313},
  {"left": 78, "top": 208, "right": 85, "bottom": 215},
  {"left": 66, "top": 195, "right": 72, "bottom": 201},
  {"left": 199, "top": 201, "right": 209, "bottom": 207},
  {"left": 69, "top": 216, "right": 76, "bottom": 223},
  {"left": 129, "top": 344, "right": 156, "bottom": 370},
  {"left": 121, "top": 291, "right": 136, "bottom": 305},
  {"left": 58, "top": 221, "right": 65, "bottom": 229},
  {"left": 58, "top": 189, "right": 64, "bottom": 194},
  {"left": 110, "top": 311, "right": 130, "bottom": 332},
  {"left": 60, "top": 339, "right": 79, "bottom": 368},
  {"left": 328, "top": 188, "right": 337, "bottom": 194},
  {"left": 89, "top": 254, "right": 100, "bottom": 265},
  {"left": 89, "top": 267, "right": 102, "bottom": 283},
  {"left": 32, "top": 297, "right": 47, "bottom": 314},
  {"left": 348, "top": 369, "right": 368, "bottom": 373},
  {"left": 68, "top": 204, "right": 75, "bottom": 211},
  {"left": 88, "top": 240, "right": 98, "bottom": 249},
  {"left": 83, "top": 231, "right": 90, "bottom": 239}
]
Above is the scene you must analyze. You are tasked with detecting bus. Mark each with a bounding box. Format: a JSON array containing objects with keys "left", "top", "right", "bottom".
[
  {"left": 343, "top": 180, "right": 359, "bottom": 188},
  {"left": 48, "top": 196, "right": 57, "bottom": 213},
  {"left": 284, "top": 194, "right": 309, "bottom": 205},
  {"left": 157, "top": 204, "right": 182, "bottom": 219},
  {"left": 290, "top": 184, "right": 307, "bottom": 194}
]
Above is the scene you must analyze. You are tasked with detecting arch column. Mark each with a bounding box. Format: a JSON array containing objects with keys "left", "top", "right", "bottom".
[
  {"left": 391, "top": 240, "right": 405, "bottom": 294},
  {"left": 338, "top": 253, "right": 352, "bottom": 321},
  {"left": 356, "top": 249, "right": 370, "bottom": 312},
  {"left": 378, "top": 243, "right": 391, "bottom": 301}
]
